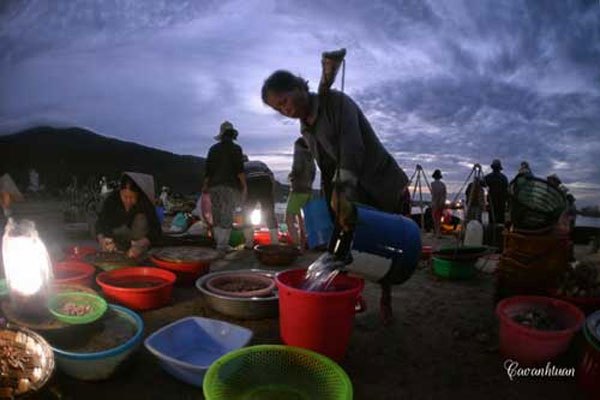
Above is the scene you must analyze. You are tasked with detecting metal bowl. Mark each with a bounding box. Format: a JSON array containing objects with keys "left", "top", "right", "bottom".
[
  {"left": 0, "top": 323, "right": 55, "bottom": 398},
  {"left": 196, "top": 269, "right": 279, "bottom": 320}
]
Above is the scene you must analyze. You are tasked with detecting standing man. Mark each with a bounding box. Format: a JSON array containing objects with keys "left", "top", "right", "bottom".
[
  {"left": 261, "top": 70, "right": 410, "bottom": 325},
  {"left": 430, "top": 169, "right": 446, "bottom": 238},
  {"left": 204, "top": 121, "right": 247, "bottom": 253},
  {"left": 242, "top": 155, "right": 278, "bottom": 248},
  {"left": 484, "top": 159, "right": 508, "bottom": 226},
  {"left": 286, "top": 137, "right": 316, "bottom": 250}
]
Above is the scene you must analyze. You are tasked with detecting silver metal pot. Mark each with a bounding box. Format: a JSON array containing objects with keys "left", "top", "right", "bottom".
[{"left": 196, "top": 269, "right": 279, "bottom": 320}]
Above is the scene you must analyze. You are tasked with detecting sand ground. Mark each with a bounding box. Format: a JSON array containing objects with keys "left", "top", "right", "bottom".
[{"left": 0, "top": 199, "right": 590, "bottom": 400}]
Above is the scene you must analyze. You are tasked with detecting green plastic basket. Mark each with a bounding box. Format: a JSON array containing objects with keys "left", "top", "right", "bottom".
[
  {"left": 203, "top": 345, "right": 353, "bottom": 400},
  {"left": 432, "top": 257, "right": 476, "bottom": 280},
  {"left": 48, "top": 291, "right": 108, "bottom": 325}
]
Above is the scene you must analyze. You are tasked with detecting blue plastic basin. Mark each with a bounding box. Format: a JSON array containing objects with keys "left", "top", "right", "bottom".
[{"left": 144, "top": 316, "right": 253, "bottom": 387}]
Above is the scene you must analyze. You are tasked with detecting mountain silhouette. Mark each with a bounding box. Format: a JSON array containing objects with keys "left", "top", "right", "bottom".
[{"left": 0, "top": 126, "right": 206, "bottom": 194}]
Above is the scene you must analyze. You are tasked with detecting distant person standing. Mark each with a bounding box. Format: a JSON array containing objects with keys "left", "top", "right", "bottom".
[
  {"left": 203, "top": 121, "right": 247, "bottom": 253},
  {"left": 430, "top": 169, "right": 446, "bottom": 237},
  {"left": 286, "top": 137, "right": 316, "bottom": 250},
  {"left": 484, "top": 159, "right": 508, "bottom": 225},
  {"left": 242, "top": 155, "right": 278, "bottom": 248}
]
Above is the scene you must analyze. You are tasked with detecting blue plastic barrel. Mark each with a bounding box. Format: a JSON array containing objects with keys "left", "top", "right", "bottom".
[
  {"left": 302, "top": 198, "right": 333, "bottom": 249},
  {"left": 353, "top": 206, "right": 422, "bottom": 276}
]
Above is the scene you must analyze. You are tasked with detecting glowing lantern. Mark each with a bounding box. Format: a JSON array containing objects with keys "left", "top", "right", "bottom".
[
  {"left": 250, "top": 208, "right": 262, "bottom": 226},
  {"left": 2, "top": 219, "right": 53, "bottom": 319}
]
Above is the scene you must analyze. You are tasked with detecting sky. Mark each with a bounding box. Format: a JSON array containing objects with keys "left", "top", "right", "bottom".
[{"left": 0, "top": 0, "right": 599, "bottom": 205}]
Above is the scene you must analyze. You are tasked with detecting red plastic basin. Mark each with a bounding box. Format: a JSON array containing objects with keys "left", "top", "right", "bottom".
[
  {"left": 96, "top": 267, "right": 176, "bottom": 311},
  {"left": 53, "top": 260, "right": 96, "bottom": 287},
  {"left": 149, "top": 255, "right": 211, "bottom": 285},
  {"left": 63, "top": 245, "right": 98, "bottom": 261},
  {"left": 496, "top": 295, "right": 585, "bottom": 366}
]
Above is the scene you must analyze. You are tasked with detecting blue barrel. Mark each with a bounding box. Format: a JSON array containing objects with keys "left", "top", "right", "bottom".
[
  {"left": 353, "top": 206, "right": 422, "bottom": 280},
  {"left": 302, "top": 198, "right": 334, "bottom": 249}
]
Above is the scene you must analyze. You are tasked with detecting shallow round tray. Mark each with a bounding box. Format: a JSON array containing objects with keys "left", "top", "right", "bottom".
[
  {"left": 149, "top": 246, "right": 219, "bottom": 263},
  {"left": 196, "top": 269, "right": 279, "bottom": 320},
  {"left": 206, "top": 273, "right": 275, "bottom": 298},
  {"left": 83, "top": 252, "right": 136, "bottom": 271},
  {"left": 1, "top": 284, "right": 99, "bottom": 332}
]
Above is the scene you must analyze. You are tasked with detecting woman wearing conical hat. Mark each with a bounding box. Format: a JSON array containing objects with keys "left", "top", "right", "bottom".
[{"left": 95, "top": 172, "right": 161, "bottom": 258}]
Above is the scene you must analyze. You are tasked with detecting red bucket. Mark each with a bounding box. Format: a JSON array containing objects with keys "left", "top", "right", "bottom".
[
  {"left": 275, "top": 268, "right": 365, "bottom": 361},
  {"left": 496, "top": 296, "right": 585, "bottom": 366},
  {"left": 579, "top": 325, "right": 600, "bottom": 396},
  {"left": 53, "top": 260, "right": 95, "bottom": 287}
]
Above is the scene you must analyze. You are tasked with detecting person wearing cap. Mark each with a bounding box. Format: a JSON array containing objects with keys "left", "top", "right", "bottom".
[
  {"left": 261, "top": 70, "right": 410, "bottom": 325},
  {"left": 95, "top": 172, "right": 161, "bottom": 258},
  {"left": 430, "top": 169, "right": 446, "bottom": 238},
  {"left": 484, "top": 159, "right": 508, "bottom": 225},
  {"left": 203, "top": 121, "right": 247, "bottom": 253}
]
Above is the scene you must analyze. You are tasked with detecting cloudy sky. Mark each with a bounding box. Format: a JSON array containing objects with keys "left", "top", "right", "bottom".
[{"left": 1, "top": 0, "right": 599, "bottom": 205}]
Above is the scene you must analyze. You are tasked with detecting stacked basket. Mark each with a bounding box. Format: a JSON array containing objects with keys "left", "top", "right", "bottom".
[{"left": 496, "top": 176, "right": 569, "bottom": 301}]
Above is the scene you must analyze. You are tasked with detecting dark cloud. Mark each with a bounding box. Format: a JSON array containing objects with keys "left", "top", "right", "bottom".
[{"left": 0, "top": 0, "right": 598, "bottom": 204}]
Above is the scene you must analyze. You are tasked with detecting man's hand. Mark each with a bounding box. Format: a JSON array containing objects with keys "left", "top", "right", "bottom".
[{"left": 330, "top": 190, "right": 355, "bottom": 231}]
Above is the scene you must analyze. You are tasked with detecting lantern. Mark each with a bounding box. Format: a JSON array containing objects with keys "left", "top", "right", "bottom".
[{"left": 2, "top": 218, "right": 53, "bottom": 320}]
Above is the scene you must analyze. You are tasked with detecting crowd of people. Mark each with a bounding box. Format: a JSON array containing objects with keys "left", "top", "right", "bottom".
[{"left": 428, "top": 158, "right": 577, "bottom": 244}]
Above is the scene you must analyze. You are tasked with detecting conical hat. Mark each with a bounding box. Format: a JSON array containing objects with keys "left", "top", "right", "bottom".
[
  {"left": 123, "top": 172, "right": 155, "bottom": 204},
  {"left": 0, "top": 173, "right": 23, "bottom": 201}
]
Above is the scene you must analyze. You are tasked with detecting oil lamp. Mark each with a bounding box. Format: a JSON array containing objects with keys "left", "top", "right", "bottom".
[{"left": 2, "top": 218, "right": 53, "bottom": 321}]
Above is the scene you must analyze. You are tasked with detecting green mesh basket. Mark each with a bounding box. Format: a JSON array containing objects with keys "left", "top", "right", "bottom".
[
  {"left": 203, "top": 345, "right": 353, "bottom": 400},
  {"left": 509, "top": 175, "right": 566, "bottom": 230}
]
